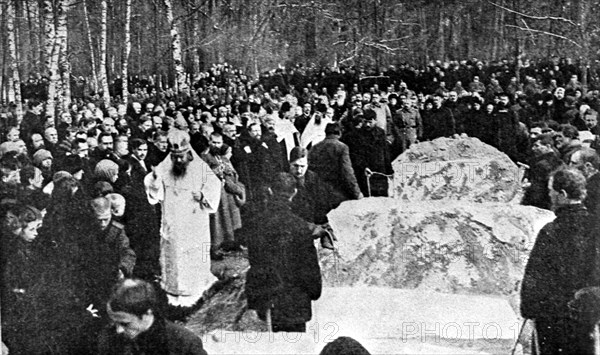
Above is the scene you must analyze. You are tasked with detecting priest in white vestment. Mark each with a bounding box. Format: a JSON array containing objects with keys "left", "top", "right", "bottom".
[
  {"left": 300, "top": 111, "right": 333, "bottom": 149},
  {"left": 145, "top": 129, "right": 222, "bottom": 307}
]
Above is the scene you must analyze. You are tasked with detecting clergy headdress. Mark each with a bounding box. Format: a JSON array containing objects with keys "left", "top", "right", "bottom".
[{"left": 167, "top": 129, "right": 191, "bottom": 154}]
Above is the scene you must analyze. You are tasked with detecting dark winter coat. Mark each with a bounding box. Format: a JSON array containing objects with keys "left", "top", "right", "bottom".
[
  {"left": 291, "top": 170, "right": 340, "bottom": 224},
  {"left": 236, "top": 135, "right": 275, "bottom": 204},
  {"left": 98, "top": 317, "right": 207, "bottom": 355},
  {"left": 422, "top": 106, "right": 455, "bottom": 140},
  {"left": 522, "top": 152, "right": 564, "bottom": 210},
  {"left": 243, "top": 197, "right": 322, "bottom": 327},
  {"left": 521, "top": 204, "right": 599, "bottom": 354},
  {"left": 346, "top": 125, "right": 392, "bottom": 196},
  {"left": 308, "top": 135, "right": 362, "bottom": 201},
  {"left": 521, "top": 204, "right": 597, "bottom": 319}
]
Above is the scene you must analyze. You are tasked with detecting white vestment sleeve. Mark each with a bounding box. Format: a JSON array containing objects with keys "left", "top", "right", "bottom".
[
  {"left": 144, "top": 172, "right": 164, "bottom": 205},
  {"left": 199, "top": 165, "right": 222, "bottom": 213}
]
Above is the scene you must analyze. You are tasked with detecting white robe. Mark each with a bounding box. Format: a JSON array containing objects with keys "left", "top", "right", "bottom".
[
  {"left": 145, "top": 150, "right": 221, "bottom": 307},
  {"left": 274, "top": 117, "right": 299, "bottom": 160},
  {"left": 300, "top": 115, "right": 332, "bottom": 149}
]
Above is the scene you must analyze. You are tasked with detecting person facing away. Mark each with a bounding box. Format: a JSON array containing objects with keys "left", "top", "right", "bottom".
[
  {"left": 308, "top": 123, "right": 363, "bottom": 204},
  {"left": 242, "top": 172, "right": 323, "bottom": 333}
]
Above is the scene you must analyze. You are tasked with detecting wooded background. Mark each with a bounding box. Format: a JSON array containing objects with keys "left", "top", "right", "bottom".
[{"left": 2, "top": 0, "right": 600, "bottom": 119}]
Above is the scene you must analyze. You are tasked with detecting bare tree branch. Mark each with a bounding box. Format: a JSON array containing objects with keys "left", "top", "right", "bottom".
[
  {"left": 362, "top": 41, "right": 401, "bottom": 53},
  {"left": 489, "top": 1, "right": 578, "bottom": 27},
  {"left": 505, "top": 24, "right": 582, "bottom": 47},
  {"left": 520, "top": 19, "right": 537, "bottom": 46},
  {"left": 379, "top": 37, "right": 411, "bottom": 43}
]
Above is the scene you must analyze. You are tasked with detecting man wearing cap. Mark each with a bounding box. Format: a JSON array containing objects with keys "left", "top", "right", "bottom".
[
  {"left": 363, "top": 92, "right": 392, "bottom": 137},
  {"left": 349, "top": 109, "right": 392, "bottom": 196},
  {"left": 391, "top": 92, "right": 422, "bottom": 157},
  {"left": 144, "top": 129, "right": 221, "bottom": 307}
]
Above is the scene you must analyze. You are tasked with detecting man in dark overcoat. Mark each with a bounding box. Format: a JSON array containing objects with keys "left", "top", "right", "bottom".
[
  {"left": 308, "top": 123, "right": 363, "bottom": 203},
  {"left": 521, "top": 168, "right": 599, "bottom": 354},
  {"left": 242, "top": 173, "right": 323, "bottom": 332}
]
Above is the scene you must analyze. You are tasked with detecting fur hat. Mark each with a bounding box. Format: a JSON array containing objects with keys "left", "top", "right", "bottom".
[{"left": 33, "top": 149, "right": 53, "bottom": 167}]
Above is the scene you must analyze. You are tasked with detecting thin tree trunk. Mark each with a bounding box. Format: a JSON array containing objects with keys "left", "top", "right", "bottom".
[
  {"left": 498, "top": 0, "right": 505, "bottom": 57},
  {"left": 99, "top": 0, "right": 110, "bottom": 107},
  {"left": 108, "top": 1, "right": 117, "bottom": 82},
  {"left": 163, "top": 0, "right": 187, "bottom": 92},
  {"left": 122, "top": 0, "right": 132, "bottom": 103},
  {"left": 465, "top": 6, "right": 473, "bottom": 59},
  {"left": 26, "top": 0, "right": 39, "bottom": 72},
  {"left": 373, "top": 0, "right": 379, "bottom": 70},
  {"left": 8, "top": 76, "right": 14, "bottom": 103},
  {"left": 14, "top": 1, "right": 21, "bottom": 76},
  {"left": 43, "top": 0, "right": 60, "bottom": 124},
  {"left": 57, "top": 0, "right": 70, "bottom": 114},
  {"left": 0, "top": 2, "right": 7, "bottom": 103},
  {"left": 451, "top": 10, "right": 461, "bottom": 59},
  {"left": 513, "top": 0, "right": 520, "bottom": 84},
  {"left": 419, "top": 7, "right": 428, "bottom": 66},
  {"left": 154, "top": 0, "right": 160, "bottom": 76},
  {"left": 191, "top": 0, "right": 201, "bottom": 74},
  {"left": 7, "top": 0, "right": 23, "bottom": 124},
  {"left": 83, "top": 0, "right": 98, "bottom": 93},
  {"left": 491, "top": 2, "right": 499, "bottom": 59},
  {"left": 438, "top": 10, "right": 445, "bottom": 61},
  {"left": 579, "top": 0, "right": 590, "bottom": 91}
]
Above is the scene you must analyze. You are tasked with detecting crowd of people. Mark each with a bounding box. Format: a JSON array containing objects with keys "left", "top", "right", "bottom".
[{"left": 2, "top": 58, "right": 600, "bottom": 354}]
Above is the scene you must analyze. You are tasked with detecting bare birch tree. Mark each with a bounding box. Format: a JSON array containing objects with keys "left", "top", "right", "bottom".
[
  {"left": 99, "top": 0, "right": 110, "bottom": 107},
  {"left": 163, "top": 0, "right": 188, "bottom": 92},
  {"left": 82, "top": 0, "right": 98, "bottom": 93},
  {"left": 122, "top": 0, "right": 132, "bottom": 103},
  {"left": 43, "top": 0, "right": 60, "bottom": 124},
  {"left": 57, "top": 0, "right": 70, "bottom": 113},
  {"left": 7, "top": 0, "right": 23, "bottom": 123}
]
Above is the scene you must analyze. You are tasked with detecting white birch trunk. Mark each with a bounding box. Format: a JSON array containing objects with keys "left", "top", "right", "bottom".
[
  {"left": 7, "top": 0, "right": 23, "bottom": 123},
  {"left": 122, "top": 0, "right": 132, "bottom": 103},
  {"left": 191, "top": 1, "right": 200, "bottom": 75},
  {"left": 57, "top": 0, "right": 70, "bottom": 113},
  {"left": 99, "top": 0, "right": 110, "bottom": 107},
  {"left": 43, "top": 0, "right": 60, "bottom": 124},
  {"left": 163, "top": 0, "right": 188, "bottom": 92},
  {"left": 82, "top": 0, "right": 98, "bottom": 93}
]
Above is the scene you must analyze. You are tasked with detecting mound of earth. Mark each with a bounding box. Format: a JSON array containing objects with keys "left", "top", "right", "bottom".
[
  {"left": 322, "top": 198, "right": 554, "bottom": 295},
  {"left": 186, "top": 197, "right": 551, "bottom": 353},
  {"left": 392, "top": 137, "right": 522, "bottom": 202}
]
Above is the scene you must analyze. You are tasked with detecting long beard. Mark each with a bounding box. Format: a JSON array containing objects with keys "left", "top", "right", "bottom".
[{"left": 172, "top": 161, "right": 188, "bottom": 177}]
